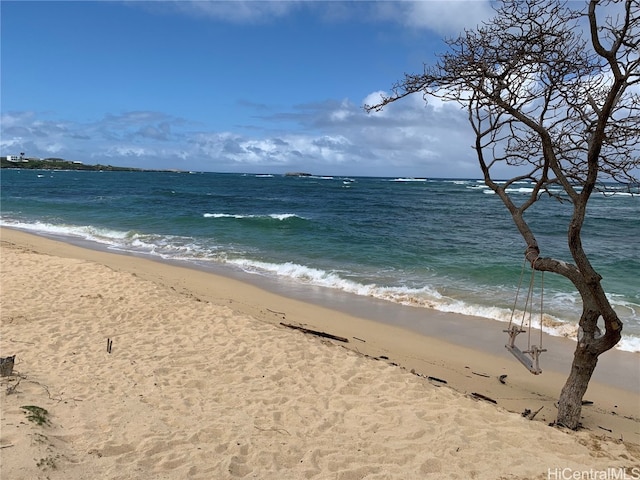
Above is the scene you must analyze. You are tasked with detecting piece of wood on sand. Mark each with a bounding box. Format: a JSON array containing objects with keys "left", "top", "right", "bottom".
[{"left": 280, "top": 323, "right": 349, "bottom": 343}]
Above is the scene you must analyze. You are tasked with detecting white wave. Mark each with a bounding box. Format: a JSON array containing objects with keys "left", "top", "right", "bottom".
[
  {"left": 227, "top": 256, "right": 640, "bottom": 353},
  {"left": 225, "top": 259, "right": 443, "bottom": 305},
  {"left": 270, "top": 213, "right": 298, "bottom": 220},
  {"left": 391, "top": 178, "right": 427, "bottom": 182},
  {"left": 228, "top": 259, "right": 364, "bottom": 291},
  {"left": 203, "top": 213, "right": 302, "bottom": 221},
  {"left": 505, "top": 187, "right": 534, "bottom": 194},
  {"left": 617, "top": 336, "right": 640, "bottom": 352},
  {"left": 434, "top": 300, "right": 639, "bottom": 352},
  {"left": 3, "top": 218, "right": 638, "bottom": 352},
  {"left": 203, "top": 213, "right": 243, "bottom": 219},
  {"left": 482, "top": 186, "right": 564, "bottom": 196},
  {"left": 607, "top": 295, "right": 639, "bottom": 322},
  {"left": 0, "top": 219, "right": 129, "bottom": 245},
  {"left": 0, "top": 219, "right": 218, "bottom": 261}
]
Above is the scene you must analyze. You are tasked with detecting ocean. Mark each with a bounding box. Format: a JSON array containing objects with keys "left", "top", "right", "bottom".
[{"left": 1, "top": 169, "right": 638, "bottom": 352}]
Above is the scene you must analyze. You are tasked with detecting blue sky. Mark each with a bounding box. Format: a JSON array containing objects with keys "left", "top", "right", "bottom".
[{"left": 1, "top": 1, "right": 498, "bottom": 177}]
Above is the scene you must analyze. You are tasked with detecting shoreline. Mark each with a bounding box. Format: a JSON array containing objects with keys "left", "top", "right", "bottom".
[
  {"left": 2, "top": 227, "right": 638, "bottom": 390},
  {"left": 2, "top": 227, "right": 638, "bottom": 445},
  {"left": 2, "top": 227, "right": 640, "bottom": 478}
]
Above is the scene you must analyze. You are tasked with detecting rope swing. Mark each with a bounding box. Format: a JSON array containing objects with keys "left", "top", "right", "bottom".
[{"left": 504, "top": 249, "right": 547, "bottom": 375}]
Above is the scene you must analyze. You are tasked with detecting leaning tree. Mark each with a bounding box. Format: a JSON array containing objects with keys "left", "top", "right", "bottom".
[{"left": 367, "top": 0, "right": 639, "bottom": 429}]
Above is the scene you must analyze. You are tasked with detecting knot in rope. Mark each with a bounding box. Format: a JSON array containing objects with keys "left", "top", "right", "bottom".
[{"left": 525, "top": 245, "right": 540, "bottom": 265}]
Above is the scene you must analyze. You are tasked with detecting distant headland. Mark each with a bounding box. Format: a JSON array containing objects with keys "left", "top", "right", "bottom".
[
  {"left": 1, "top": 157, "right": 334, "bottom": 178},
  {"left": 1, "top": 156, "right": 163, "bottom": 172}
]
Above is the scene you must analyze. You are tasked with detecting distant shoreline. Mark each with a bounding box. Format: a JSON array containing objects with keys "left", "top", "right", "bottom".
[
  {"left": 1, "top": 157, "right": 171, "bottom": 172},
  {"left": 1, "top": 159, "right": 322, "bottom": 177}
]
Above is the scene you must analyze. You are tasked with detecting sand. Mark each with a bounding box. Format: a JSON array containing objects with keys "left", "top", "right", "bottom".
[{"left": 1, "top": 228, "right": 639, "bottom": 480}]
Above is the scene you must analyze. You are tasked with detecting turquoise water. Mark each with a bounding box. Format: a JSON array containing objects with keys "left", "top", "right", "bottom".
[{"left": 1, "top": 169, "right": 638, "bottom": 351}]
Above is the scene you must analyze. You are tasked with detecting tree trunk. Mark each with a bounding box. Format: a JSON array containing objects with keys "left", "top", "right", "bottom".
[{"left": 556, "top": 342, "right": 599, "bottom": 429}]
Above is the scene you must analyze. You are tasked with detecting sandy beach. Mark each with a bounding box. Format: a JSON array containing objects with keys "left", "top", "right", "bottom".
[{"left": 1, "top": 228, "right": 639, "bottom": 479}]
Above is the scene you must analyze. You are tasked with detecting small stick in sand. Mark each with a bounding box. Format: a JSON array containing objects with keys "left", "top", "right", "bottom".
[
  {"left": 529, "top": 406, "right": 544, "bottom": 420},
  {"left": 6, "top": 377, "right": 22, "bottom": 395}
]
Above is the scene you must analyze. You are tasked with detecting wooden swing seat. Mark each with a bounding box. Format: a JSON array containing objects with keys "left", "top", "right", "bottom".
[
  {"left": 504, "top": 343, "right": 545, "bottom": 375},
  {"left": 504, "top": 326, "right": 546, "bottom": 375}
]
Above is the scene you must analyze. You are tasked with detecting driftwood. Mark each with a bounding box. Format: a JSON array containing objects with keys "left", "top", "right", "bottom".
[
  {"left": 0, "top": 356, "right": 15, "bottom": 377},
  {"left": 427, "top": 376, "right": 448, "bottom": 384},
  {"left": 280, "top": 323, "right": 349, "bottom": 343},
  {"left": 471, "top": 392, "right": 497, "bottom": 404}
]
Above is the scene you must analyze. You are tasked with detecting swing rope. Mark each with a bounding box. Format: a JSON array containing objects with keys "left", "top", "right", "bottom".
[
  {"left": 525, "top": 257, "right": 537, "bottom": 349},
  {"left": 507, "top": 256, "right": 528, "bottom": 333},
  {"left": 537, "top": 262, "right": 544, "bottom": 351},
  {"left": 504, "top": 249, "right": 546, "bottom": 374}
]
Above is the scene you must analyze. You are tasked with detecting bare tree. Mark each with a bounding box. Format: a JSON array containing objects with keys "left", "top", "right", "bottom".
[{"left": 366, "top": 0, "right": 639, "bottom": 429}]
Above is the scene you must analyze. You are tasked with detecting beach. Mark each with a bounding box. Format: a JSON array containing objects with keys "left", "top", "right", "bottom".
[{"left": 1, "top": 227, "right": 639, "bottom": 479}]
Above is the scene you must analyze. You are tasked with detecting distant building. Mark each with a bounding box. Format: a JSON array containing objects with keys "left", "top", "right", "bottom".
[{"left": 6, "top": 155, "right": 28, "bottom": 163}]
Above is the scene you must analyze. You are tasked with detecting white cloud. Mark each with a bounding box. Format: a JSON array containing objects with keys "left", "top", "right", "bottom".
[
  {"left": 158, "top": 0, "right": 303, "bottom": 24},
  {"left": 401, "top": 1, "right": 494, "bottom": 35},
  {"left": 0, "top": 136, "right": 23, "bottom": 150},
  {"left": 43, "top": 143, "right": 64, "bottom": 154},
  {"left": 329, "top": 100, "right": 354, "bottom": 122},
  {"left": 1, "top": 111, "right": 36, "bottom": 128},
  {"left": 362, "top": 91, "right": 389, "bottom": 118},
  {"left": 103, "top": 146, "right": 151, "bottom": 158},
  {"left": 0, "top": 92, "right": 482, "bottom": 177},
  {"left": 361, "top": 0, "right": 495, "bottom": 36},
  {"left": 138, "top": 0, "right": 493, "bottom": 36}
]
